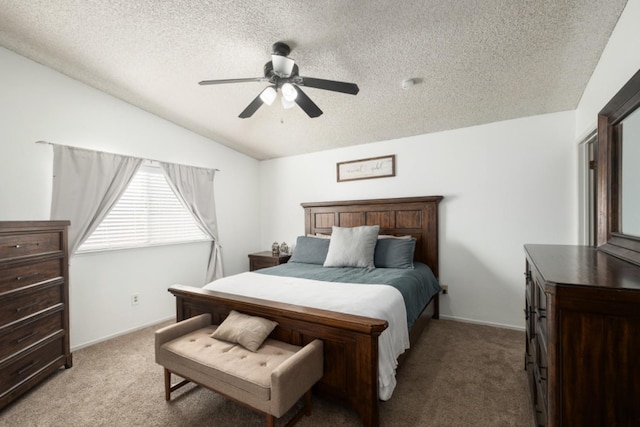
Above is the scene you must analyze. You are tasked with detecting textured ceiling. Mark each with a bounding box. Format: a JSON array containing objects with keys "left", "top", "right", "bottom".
[{"left": 0, "top": 1, "right": 628, "bottom": 160}]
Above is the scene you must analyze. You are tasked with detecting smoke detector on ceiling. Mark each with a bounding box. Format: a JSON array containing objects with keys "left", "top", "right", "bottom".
[{"left": 401, "top": 79, "right": 415, "bottom": 90}]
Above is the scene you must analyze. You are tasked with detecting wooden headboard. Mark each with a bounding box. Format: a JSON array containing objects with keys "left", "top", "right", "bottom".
[{"left": 301, "top": 196, "right": 443, "bottom": 277}]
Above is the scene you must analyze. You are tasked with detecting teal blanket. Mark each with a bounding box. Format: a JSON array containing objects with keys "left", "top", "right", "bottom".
[{"left": 257, "top": 262, "right": 441, "bottom": 329}]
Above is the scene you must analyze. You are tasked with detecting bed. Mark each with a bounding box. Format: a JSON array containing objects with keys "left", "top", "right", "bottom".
[{"left": 168, "top": 196, "right": 443, "bottom": 426}]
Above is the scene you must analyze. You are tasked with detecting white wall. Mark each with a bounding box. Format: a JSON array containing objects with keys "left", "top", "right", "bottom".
[
  {"left": 575, "top": 0, "right": 640, "bottom": 139},
  {"left": 259, "top": 111, "right": 577, "bottom": 329},
  {"left": 0, "top": 47, "right": 261, "bottom": 349}
]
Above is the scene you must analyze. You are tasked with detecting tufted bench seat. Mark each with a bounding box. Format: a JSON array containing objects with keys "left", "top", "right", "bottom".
[{"left": 155, "top": 313, "right": 323, "bottom": 427}]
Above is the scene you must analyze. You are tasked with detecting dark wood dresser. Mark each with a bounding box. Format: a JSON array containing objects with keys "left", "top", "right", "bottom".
[
  {"left": 524, "top": 244, "right": 640, "bottom": 426},
  {"left": 0, "top": 221, "right": 72, "bottom": 409},
  {"left": 248, "top": 251, "right": 291, "bottom": 271}
]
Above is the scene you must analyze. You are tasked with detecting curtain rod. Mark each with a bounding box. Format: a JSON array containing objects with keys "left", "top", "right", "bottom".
[{"left": 35, "top": 140, "right": 221, "bottom": 172}]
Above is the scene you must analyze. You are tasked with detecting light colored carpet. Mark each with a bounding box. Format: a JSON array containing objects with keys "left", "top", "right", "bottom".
[{"left": 1, "top": 319, "right": 532, "bottom": 426}]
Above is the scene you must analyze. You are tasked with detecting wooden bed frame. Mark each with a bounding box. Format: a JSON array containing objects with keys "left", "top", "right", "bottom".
[{"left": 168, "top": 196, "right": 443, "bottom": 426}]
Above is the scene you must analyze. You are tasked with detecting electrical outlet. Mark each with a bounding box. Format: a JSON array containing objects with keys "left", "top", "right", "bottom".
[
  {"left": 441, "top": 285, "right": 448, "bottom": 294},
  {"left": 131, "top": 294, "right": 140, "bottom": 305}
]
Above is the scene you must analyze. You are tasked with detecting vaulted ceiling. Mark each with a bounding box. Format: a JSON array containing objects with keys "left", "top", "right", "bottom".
[{"left": 0, "top": 1, "right": 628, "bottom": 160}]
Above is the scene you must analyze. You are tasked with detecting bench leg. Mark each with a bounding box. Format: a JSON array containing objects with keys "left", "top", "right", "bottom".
[
  {"left": 281, "top": 389, "right": 313, "bottom": 427},
  {"left": 164, "top": 368, "right": 171, "bottom": 401},
  {"left": 164, "top": 368, "right": 191, "bottom": 401},
  {"left": 267, "top": 414, "right": 275, "bottom": 427}
]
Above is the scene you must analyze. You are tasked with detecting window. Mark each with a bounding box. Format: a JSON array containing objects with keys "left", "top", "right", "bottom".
[{"left": 78, "top": 164, "right": 211, "bottom": 252}]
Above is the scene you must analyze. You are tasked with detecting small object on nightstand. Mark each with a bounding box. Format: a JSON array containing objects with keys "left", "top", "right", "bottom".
[
  {"left": 279, "top": 241, "right": 289, "bottom": 255},
  {"left": 271, "top": 241, "right": 280, "bottom": 256},
  {"left": 249, "top": 251, "right": 291, "bottom": 271}
]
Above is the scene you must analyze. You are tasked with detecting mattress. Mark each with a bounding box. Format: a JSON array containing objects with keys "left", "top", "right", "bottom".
[
  {"left": 258, "top": 261, "right": 441, "bottom": 329},
  {"left": 202, "top": 262, "right": 440, "bottom": 400}
]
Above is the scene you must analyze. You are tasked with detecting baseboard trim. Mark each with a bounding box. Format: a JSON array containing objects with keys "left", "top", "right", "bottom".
[
  {"left": 439, "top": 314, "right": 525, "bottom": 332},
  {"left": 71, "top": 315, "right": 175, "bottom": 351},
  {"left": 71, "top": 314, "right": 524, "bottom": 351}
]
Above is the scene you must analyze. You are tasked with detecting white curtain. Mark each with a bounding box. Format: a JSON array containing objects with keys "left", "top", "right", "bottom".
[
  {"left": 50, "top": 145, "right": 143, "bottom": 255},
  {"left": 160, "top": 162, "right": 223, "bottom": 282}
]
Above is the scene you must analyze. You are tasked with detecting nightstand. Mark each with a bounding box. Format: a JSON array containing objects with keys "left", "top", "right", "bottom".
[{"left": 248, "top": 251, "right": 291, "bottom": 271}]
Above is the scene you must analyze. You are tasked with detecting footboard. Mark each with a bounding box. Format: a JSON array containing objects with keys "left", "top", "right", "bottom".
[{"left": 169, "top": 284, "right": 387, "bottom": 427}]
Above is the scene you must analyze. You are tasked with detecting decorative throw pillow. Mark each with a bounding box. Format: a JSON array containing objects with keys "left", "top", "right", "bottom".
[
  {"left": 374, "top": 237, "right": 416, "bottom": 268},
  {"left": 289, "top": 235, "right": 331, "bottom": 264},
  {"left": 323, "top": 225, "right": 380, "bottom": 268},
  {"left": 210, "top": 310, "right": 278, "bottom": 352}
]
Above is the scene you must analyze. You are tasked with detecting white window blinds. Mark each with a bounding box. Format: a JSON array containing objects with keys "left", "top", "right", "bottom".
[{"left": 78, "top": 164, "right": 211, "bottom": 252}]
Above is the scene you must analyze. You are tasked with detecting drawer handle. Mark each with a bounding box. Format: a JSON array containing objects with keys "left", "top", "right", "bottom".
[
  {"left": 16, "top": 302, "right": 38, "bottom": 313},
  {"left": 16, "top": 332, "right": 38, "bottom": 344},
  {"left": 16, "top": 272, "right": 40, "bottom": 281},
  {"left": 16, "top": 360, "right": 39, "bottom": 376},
  {"left": 14, "top": 242, "right": 40, "bottom": 249},
  {"left": 524, "top": 357, "right": 534, "bottom": 369},
  {"left": 537, "top": 365, "right": 547, "bottom": 382}
]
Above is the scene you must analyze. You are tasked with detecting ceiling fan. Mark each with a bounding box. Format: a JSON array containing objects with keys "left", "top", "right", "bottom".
[{"left": 199, "top": 42, "right": 359, "bottom": 119}]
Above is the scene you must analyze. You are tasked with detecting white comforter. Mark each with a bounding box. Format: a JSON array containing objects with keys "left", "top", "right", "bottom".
[{"left": 203, "top": 271, "right": 410, "bottom": 400}]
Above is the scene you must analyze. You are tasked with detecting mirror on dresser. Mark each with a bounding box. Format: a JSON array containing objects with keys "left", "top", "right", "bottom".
[{"left": 597, "top": 67, "right": 640, "bottom": 266}]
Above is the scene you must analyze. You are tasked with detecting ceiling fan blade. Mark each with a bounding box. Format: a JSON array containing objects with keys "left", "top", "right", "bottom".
[
  {"left": 199, "top": 77, "right": 268, "bottom": 86},
  {"left": 299, "top": 76, "right": 359, "bottom": 95},
  {"left": 238, "top": 94, "right": 264, "bottom": 118},
  {"left": 294, "top": 87, "right": 323, "bottom": 118}
]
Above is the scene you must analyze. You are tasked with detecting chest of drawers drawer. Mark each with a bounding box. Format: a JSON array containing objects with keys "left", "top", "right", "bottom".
[
  {"left": 0, "top": 336, "right": 65, "bottom": 398},
  {"left": 0, "top": 309, "right": 64, "bottom": 362},
  {"left": 0, "top": 258, "right": 63, "bottom": 293},
  {"left": 0, "top": 281, "right": 64, "bottom": 326},
  {"left": 0, "top": 231, "right": 62, "bottom": 260}
]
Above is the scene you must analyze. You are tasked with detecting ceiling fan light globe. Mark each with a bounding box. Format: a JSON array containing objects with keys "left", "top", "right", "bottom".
[
  {"left": 281, "top": 96, "right": 296, "bottom": 109},
  {"left": 282, "top": 83, "right": 298, "bottom": 102},
  {"left": 272, "top": 55, "right": 295, "bottom": 77},
  {"left": 259, "top": 86, "right": 277, "bottom": 105}
]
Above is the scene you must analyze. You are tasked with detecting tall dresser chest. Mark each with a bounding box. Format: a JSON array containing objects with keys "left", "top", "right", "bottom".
[
  {"left": 524, "top": 244, "right": 640, "bottom": 426},
  {"left": 0, "top": 221, "right": 72, "bottom": 409}
]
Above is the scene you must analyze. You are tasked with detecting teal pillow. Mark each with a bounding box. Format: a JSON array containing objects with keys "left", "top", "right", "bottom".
[
  {"left": 374, "top": 238, "right": 416, "bottom": 268},
  {"left": 289, "top": 236, "right": 330, "bottom": 264}
]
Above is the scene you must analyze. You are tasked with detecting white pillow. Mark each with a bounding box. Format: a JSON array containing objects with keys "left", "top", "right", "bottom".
[{"left": 323, "top": 225, "right": 380, "bottom": 268}]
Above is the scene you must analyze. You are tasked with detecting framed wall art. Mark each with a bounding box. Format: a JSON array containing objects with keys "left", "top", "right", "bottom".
[{"left": 336, "top": 154, "right": 396, "bottom": 182}]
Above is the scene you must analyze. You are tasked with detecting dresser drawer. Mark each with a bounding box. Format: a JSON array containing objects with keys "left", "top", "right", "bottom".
[
  {"left": 0, "top": 258, "right": 63, "bottom": 293},
  {"left": 0, "top": 231, "right": 62, "bottom": 261},
  {"left": 0, "top": 310, "right": 64, "bottom": 362},
  {"left": 534, "top": 279, "right": 548, "bottom": 342},
  {"left": 248, "top": 252, "right": 291, "bottom": 271},
  {"left": 0, "top": 282, "right": 63, "bottom": 326},
  {"left": 535, "top": 378, "right": 548, "bottom": 427},
  {"left": 0, "top": 337, "right": 64, "bottom": 396},
  {"left": 250, "top": 257, "right": 278, "bottom": 271},
  {"left": 535, "top": 337, "right": 549, "bottom": 405}
]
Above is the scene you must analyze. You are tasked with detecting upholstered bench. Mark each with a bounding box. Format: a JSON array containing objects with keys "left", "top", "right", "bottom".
[{"left": 155, "top": 313, "right": 323, "bottom": 427}]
